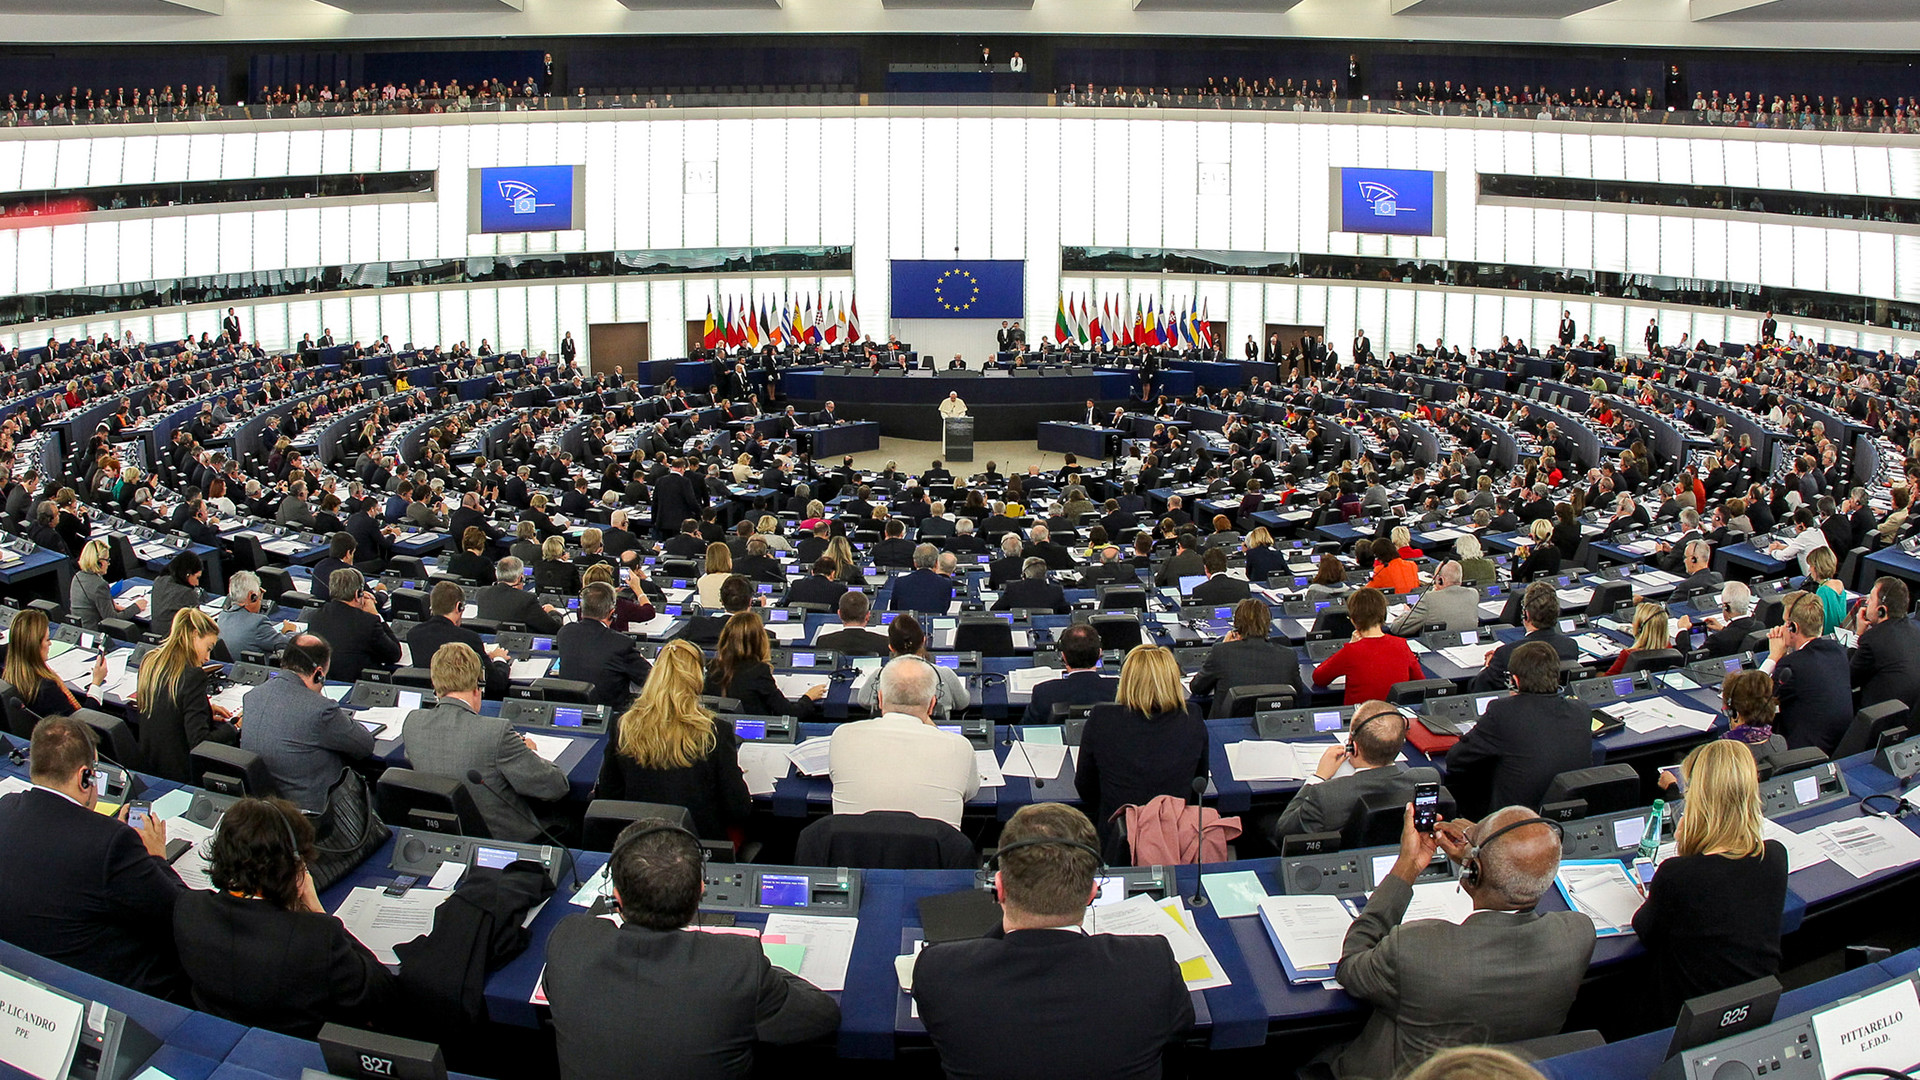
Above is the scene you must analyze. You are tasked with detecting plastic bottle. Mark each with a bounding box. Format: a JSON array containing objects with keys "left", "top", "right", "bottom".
[{"left": 1636, "top": 799, "right": 1666, "bottom": 861}]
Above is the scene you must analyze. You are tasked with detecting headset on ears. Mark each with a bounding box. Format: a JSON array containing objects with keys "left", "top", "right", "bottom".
[
  {"left": 1460, "top": 816, "right": 1564, "bottom": 891},
  {"left": 986, "top": 835, "right": 1107, "bottom": 871},
  {"left": 603, "top": 820, "right": 706, "bottom": 912}
]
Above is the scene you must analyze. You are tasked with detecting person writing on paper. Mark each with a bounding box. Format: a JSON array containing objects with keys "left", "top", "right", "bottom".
[
  {"left": 401, "top": 642, "right": 568, "bottom": 843},
  {"left": 70, "top": 538, "right": 145, "bottom": 630},
  {"left": 939, "top": 392, "right": 969, "bottom": 419},
  {"left": 1633, "top": 740, "right": 1788, "bottom": 1022},
  {"left": 544, "top": 819, "right": 840, "bottom": 1080},
  {"left": 1332, "top": 805, "right": 1594, "bottom": 1080},
  {"left": 239, "top": 635, "right": 376, "bottom": 813},
  {"left": 830, "top": 654, "right": 978, "bottom": 829},
  {"left": 172, "top": 796, "right": 394, "bottom": 1036},
  {"left": 0, "top": 716, "right": 186, "bottom": 998},
  {"left": 1444, "top": 642, "right": 1593, "bottom": 818},
  {"left": 598, "top": 640, "right": 751, "bottom": 845},
  {"left": 704, "top": 610, "right": 826, "bottom": 718},
  {"left": 1267, "top": 701, "right": 1414, "bottom": 844},
  {"left": 1075, "top": 644, "right": 1209, "bottom": 862},
  {"left": 3, "top": 608, "right": 108, "bottom": 717},
  {"left": 136, "top": 609, "right": 239, "bottom": 783},
  {"left": 217, "top": 570, "right": 299, "bottom": 660},
  {"left": 914, "top": 802, "right": 1193, "bottom": 1080}
]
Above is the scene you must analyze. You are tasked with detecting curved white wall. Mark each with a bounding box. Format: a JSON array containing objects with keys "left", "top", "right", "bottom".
[{"left": 1, "top": 107, "right": 1917, "bottom": 360}]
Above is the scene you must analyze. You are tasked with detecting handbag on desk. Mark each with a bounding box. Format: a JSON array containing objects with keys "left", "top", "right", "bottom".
[{"left": 307, "top": 766, "right": 391, "bottom": 891}]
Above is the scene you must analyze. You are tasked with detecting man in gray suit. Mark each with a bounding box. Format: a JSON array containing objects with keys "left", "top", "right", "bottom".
[
  {"left": 239, "top": 636, "right": 376, "bottom": 812},
  {"left": 1268, "top": 701, "right": 1414, "bottom": 842},
  {"left": 1390, "top": 561, "right": 1480, "bottom": 635},
  {"left": 217, "top": 570, "right": 298, "bottom": 660},
  {"left": 276, "top": 480, "right": 315, "bottom": 529},
  {"left": 1190, "top": 599, "right": 1303, "bottom": 718},
  {"left": 1333, "top": 806, "right": 1595, "bottom": 1079},
  {"left": 401, "top": 640, "right": 568, "bottom": 842}
]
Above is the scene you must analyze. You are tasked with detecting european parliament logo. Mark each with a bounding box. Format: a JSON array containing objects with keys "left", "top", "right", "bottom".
[
  {"left": 496, "top": 179, "right": 553, "bottom": 216},
  {"left": 1334, "top": 167, "right": 1439, "bottom": 237},
  {"left": 474, "top": 165, "right": 578, "bottom": 234},
  {"left": 1356, "top": 181, "right": 1413, "bottom": 218}
]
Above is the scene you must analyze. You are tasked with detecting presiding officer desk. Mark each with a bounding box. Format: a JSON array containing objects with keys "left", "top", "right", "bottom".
[{"left": 780, "top": 366, "right": 1140, "bottom": 441}]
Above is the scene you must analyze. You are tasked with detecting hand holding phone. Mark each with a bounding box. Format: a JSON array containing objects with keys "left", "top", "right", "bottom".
[{"left": 1412, "top": 781, "right": 1440, "bottom": 833}]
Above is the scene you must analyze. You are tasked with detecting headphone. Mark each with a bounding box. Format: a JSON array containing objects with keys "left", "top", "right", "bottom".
[
  {"left": 985, "top": 835, "right": 1106, "bottom": 872},
  {"left": 602, "top": 820, "right": 706, "bottom": 913},
  {"left": 1459, "top": 816, "right": 1564, "bottom": 893},
  {"left": 1859, "top": 793, "right": 1910, "bottom": 820}
]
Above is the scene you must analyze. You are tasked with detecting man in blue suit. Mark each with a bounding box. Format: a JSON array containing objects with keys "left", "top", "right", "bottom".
[
  {"left": 889, "top": 544, "right": 956, "bottom": 613},
  {"left": 1022, "top": 624, "right": 1118, "bottom": 725}
]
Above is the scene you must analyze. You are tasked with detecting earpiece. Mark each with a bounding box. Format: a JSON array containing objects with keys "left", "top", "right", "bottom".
[
  {"left": 603, "top": 820, "right": 705, "bottom": 912},
  {"left": 1460, "top": 816, "right": 1564, "bottom": 891}
]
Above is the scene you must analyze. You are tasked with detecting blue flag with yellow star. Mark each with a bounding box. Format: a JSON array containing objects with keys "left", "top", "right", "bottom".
[{"left": 890, "top": 260, "right": 1025, "bottom": 319}]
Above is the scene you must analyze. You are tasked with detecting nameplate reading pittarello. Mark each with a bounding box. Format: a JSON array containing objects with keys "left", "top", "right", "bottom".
[
  {"left": 0, "top": 968, "right": 85, "bottom": 1080},
  {"left": 1809, "top": 977, "right": 1920, "bottom": 1079}
]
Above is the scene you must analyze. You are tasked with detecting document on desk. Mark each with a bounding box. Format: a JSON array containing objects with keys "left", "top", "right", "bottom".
[
  {"left": 736, "top": 742, "right": 793, "bottom": 796},
  {"left": 759, "top": 914, "right": 857, "bottom": 991},
  {"left": 1081, "top": 893, "right": 1205, "bottom": 963},
  {"left": 630, "top": 613, "right": 677, "bottom": 638},
  {"left": 1257, "top": 894, "right": 1353, "bottom": 981},
  {"left": 772, "top": 673, "right": 828, "bottom": 701},
  {"left": 335, "top": 886, "right": 452, "bottom": 964},
  {"left": 1159, "top": 897, "right": 1232, "bottom": 990},
  {"left": 522, "top": 733, "right": 574, "bottom": 764},
  {"left": 508, "top": 658, "right": 553, "bottom": 681},
  {"left": 1004, "top": 668, "right": 1059, "bottom": 696},
  {"left": 999, "top": 741, "right": 1069, "bottom": 779},
  {"left": 208, "top": 684, "right": 249, "bottom": 715},
  {"left": 786, "top": 737, "right": 833, "bottom": 777},
  {"left": 1603, "top": 699, "right": 1719, "bottom": 735},
  {"left": 1761, "top": 817, "right": 1830, "bottom": 874},
  {"left": 1554, "top": 861, "right": 1645, "bottom": 936},
  {"left": 348, "top": 706, "right": 411, "bottom": 740},
  {"left": 1223, "top": 740, "right": 1304, "bottom": 782},
  {"left": 1382, "top": 880, "right": 1475, "bottom": 926},
  {"left": 1435, "top": 644, "right": 1493, "bottom": 669},
  {"left": 974, "top": 749, "right": 1006, "bottom": 789},
  {"left": 1556, "top": 587, "right": 1595, "bottom": 609},
  {"left": 1808, "top": 816, "right": 1920, "bottom": 878},
  {"left": 160, "top": 816, "right": 217, "bottom": 892},
  {"left": 568, "top": 864, "right": 611, "bottom": 907},
  {"left": 47, "top": 648, "right": 99, "bottom": 686}
]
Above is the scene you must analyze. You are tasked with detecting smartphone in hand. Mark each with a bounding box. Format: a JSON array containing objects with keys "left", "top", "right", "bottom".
[{"left": 1413, "top": 782, "right": 1440, "bottom": 833}]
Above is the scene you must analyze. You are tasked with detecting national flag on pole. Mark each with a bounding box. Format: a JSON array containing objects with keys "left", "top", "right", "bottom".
[
  {"left": 791, "top": 296, "right": 804, "bottom": 343},
  {"left": 767, "top": 298, "right": 784, "bottom": 347},
  {"left": 1089, "top": 297, "right": 1104, "bottom": 345},
  {"left": 827, "top": 295, "right": 842, "bottom": 343},
  {"left": 702, "top": 298, "right": 719, "bottom": 349},
  {"left": 1148, "top": 298, "right": 1164, "bottom": 347},
  {"left": 721, "top": 297, "right": 736, "bottom": 348},
  {"left": 1055, "top": 294, "right": 1071, "bottom": 345},
  {"left": 812, "top": 294, "right": 825, "bottom": 344},
  {"left": 1076, "top": 296, "right": 1090, "bottom": 344},
  {"left": 745, "top": 299, "right": 760, "bottom": 348},
  {"left": 847, "top": 296, "right": 861, "bottom": 342},
  {"left": 1199, "top": 299, "right": 1213, "bottom": 346}
]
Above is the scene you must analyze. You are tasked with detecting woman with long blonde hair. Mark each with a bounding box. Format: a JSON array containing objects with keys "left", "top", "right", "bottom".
[
  {"left": 824, "top": 535, "right": 863, "bottom": 585},
  {"left": 1073, "top": 644, "right": 1207, "bottom": 860},
  {"left": 1606, "top": 601, "right": 1671, "bottom": 675},
  {"left": 597, "top": 640, "right": 750, "bottom": 841},
  {"left": 136, "top": 608, "right": 236, "bottom": 781},
  {"left": 1632, "top": 740, "right": 1788, "bottom": 1019}
]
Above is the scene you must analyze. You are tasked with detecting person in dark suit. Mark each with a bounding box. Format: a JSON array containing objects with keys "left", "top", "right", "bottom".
[
  {"left": 1074, "top": 646, "right": 1209, "bottom": 861},
  {"left": 447, "top": 526, "right": 496, "bottom": 584},
  {"left": 475, "top": 557, "right": 563, "bottom": 633},
  {"left": 545, "top": 819, "right": 840, "bottom": 1080},
  {"left": 597, "top": 641, "right": 752, "bottom": 843},
  {"left": 0, "top": 716, "right": 186, "bottom": 998},
  {"left": 986, "top": 534, "right": 1028, "bottom": 588},
  {"left": 173, "top": 796, "right": 394, "bottom": 1036},
  {"left": 786, "top": 559, "right": 849, "bottom": 610},
  {"left": 1768, "top": 592, "right": 1855, "bottom": 753},
  {"left": 1850, "top": 578, "right": 1920, "bottom": 711},
  {"left": 1471, "top": 582, "right": 1579, "bottom": 692},
  {"left": 870, "top": 519, "right": 917, "bottom": 568},
  {"left": 344, "top": 504, "right": 394, "bottom": 574},
  {"left": 406, "top": 583, "right": 513, "bottom": 700},
  {"left": 555, "top": 582, "right": 654, "bottom": 711},
  {"left": 651, "top": 459, "right": 703, "bottom": 539},
  {"left": 813, "top": 592, "right": 892, "bottom": 657},
  {"left": 994, "top": 557, "right": 1069, "bottom": 614},
  {"left": 303, "top": 569, "right": 403, "bottom": 686},
  {"left": 914, "top": 802, "right": 1192, "bottom": 1079},
  {"left": 1269, "top": 701, "right": 1415, "bottom": 841},
  {"left": 1445, "top": 642, "right": 1595, "bottom": 818},
  {"left": 447, "top": 493, "right": 500, "bottom": 548},
  {"left": 889, "top": 546, "right": 956, "bottom": 613},
  {"left": 1189, "top": 547, "right": 1251, "bottom": 605},
  {"left": 706, "top": 610, "right": 825, "bottom": 717},
  {"left": 1681, "top": 581, "right": 1763, "bottom": 658},
  {"left": 1190, "top": 599, "right": 1305, "bottom": 718},
  {"left": 1022, "top": 624, "right": 1118, "bottom": 724},
  {"left": 1153, "top": 532, "right": 1204, "bottom": 587}
]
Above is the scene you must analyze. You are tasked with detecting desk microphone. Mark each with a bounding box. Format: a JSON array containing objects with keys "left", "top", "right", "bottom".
[
  {"left": 1187, "top": 774, "right": 1210, "bottom": 908},
  {"left": 467, "top": 768, "right": 581, "bottom": 891}
]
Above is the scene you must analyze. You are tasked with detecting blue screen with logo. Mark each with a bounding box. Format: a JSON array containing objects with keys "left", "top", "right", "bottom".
[
  {"left": 478, "top": 166, "right": 576, "bottom": 233},
  {"left": 1338, "top": 167, "right": 1437, "bottom": 237}
]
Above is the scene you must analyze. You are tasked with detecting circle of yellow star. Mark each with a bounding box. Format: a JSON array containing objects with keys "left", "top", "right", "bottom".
[{"left": 934, "top": 268, "right": 981, "bottom": 313}]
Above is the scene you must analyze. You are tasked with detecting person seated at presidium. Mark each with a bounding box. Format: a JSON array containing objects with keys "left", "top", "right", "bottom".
[
  {"left": 1075, "top": 645, "right": 1209, "bottom": 862},
  {"left": 913, "top": 802, "right": 1193, "bottom": 1080},
  {"left": 1331, "top": 805, "right": 1594, "bottom": 1080},
  {"left": 172, "top": 796, "right": 394, "bottom": 1036},
  {"left": 136, "top": 608, "right": 239, "bottom": 783},
  {"left": 598, "top": 640, "right": 751, "bottom": 845},
  {"left": 543, "top": 819, "right": 840, "bottom": 1080},
  {"left": 1311, "top": 588, "right": 1424, "bottom": 707}
]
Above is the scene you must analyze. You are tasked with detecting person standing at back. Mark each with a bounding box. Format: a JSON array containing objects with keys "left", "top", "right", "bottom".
[
  {"left": 544, "top": 820, "right": 839, "bottom": 1080},
  {"left": 913, "top": 802, "right": 1193, "bottom": 1080}
]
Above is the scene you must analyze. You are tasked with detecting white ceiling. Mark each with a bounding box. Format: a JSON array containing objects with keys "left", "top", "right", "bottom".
[{"left": 0, "top": 0, "right": 1914, "bottom": 49}]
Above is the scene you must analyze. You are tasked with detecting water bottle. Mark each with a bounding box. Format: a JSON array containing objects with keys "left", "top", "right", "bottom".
[{"left": 1636, "top": 799, "right": 1666, "bottom": 862}]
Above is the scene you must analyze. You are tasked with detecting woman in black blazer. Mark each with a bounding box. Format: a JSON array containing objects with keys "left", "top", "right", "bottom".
[
  {"left": 1552, "top": 503, "right": 1581, "bottom": 559},
  {"left": 703, "top": 611, "right": 825, "bottom": 718},
  {"left": 448, "top": 527, "right": 495, "bottom": 583},
  {"left": 1243, "top": 527, "right": 1288, "bottom": 582},
  {"left": 597, "top": 641, "right": 752, "bottom": 842},
  {"left": 1515, "top": 518, "right": 1564, "bottom": 581},
  {"left": 135, "top": 609, "right": 237, "bottom": 781},
  {"left": 535, "top": 535, "right": 581, "bottom": 595},
  {"left": 173, "top": 797, "right": 394, "bottom": 1036},
  {"left": 1073, "top": 645, "right": 1209, "bottom": 862}
]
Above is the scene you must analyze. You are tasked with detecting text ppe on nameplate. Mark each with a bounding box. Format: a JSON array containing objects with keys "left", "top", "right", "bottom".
[{"left": 0, "top": 968, "right": 85, "bottom": 1080}]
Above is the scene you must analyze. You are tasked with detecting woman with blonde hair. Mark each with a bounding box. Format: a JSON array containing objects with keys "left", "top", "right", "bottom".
[
  {"left": 535, "top": 534, "right": 580, "bottom": 594},
  {"left": 824, "top": 535, "right": 864, "bottom": 585},
  {"left": 1515, "top": 516, "right": 1562, "bottom": 580},
  {"left": 4, "top": 609, "right": 107, "bottom": 718},
  {"left": 1806, "top": 546, "right": 1846, "bottom": 634},
  {"left": 70, "top": 538, "right": 144, "bottom": 629},
  {"left": 1606, "top": 601, "right": 1671, "bottom": 675},
  {"left": 1074, "top": 644, "right": 1207, "bottom": 860},
  {"left": 136, "top": 608, "right": 237, "bottom": 781},
  {"left": 732, "top": 454, "right": 753, "bottom": 484},
  {"left": 1243, "top": 526, "right": 1285, "bottom": 580},
  {"left": 597, "top": 640, "right": 751, "bottom": 841},
  {"left": 755, "top": 514, "right": 792, "bottom": 554},
  {"left": 696, "top": 542, "right": 733, "bottom": 608},
  {"left": 1633, "top": 739, "right": 1788, "bottom": 1019},
  {"left": 1405, "top": 1048, "right": 1546, "bottom": 1080}
]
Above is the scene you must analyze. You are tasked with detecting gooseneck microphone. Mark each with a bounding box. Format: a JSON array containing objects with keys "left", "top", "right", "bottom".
[{"left": 1188, "top": 774, "right": 1210, "bottom": 908}]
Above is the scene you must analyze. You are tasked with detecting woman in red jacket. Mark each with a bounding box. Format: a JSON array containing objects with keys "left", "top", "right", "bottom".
[{"left": 1311, "top": 587, "right": 1425, "bottom": 705}]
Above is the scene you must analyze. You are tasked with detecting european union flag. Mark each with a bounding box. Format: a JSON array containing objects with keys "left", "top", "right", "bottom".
[{"left": 890, "top": 260, "right": 1025, "bottom": 319}]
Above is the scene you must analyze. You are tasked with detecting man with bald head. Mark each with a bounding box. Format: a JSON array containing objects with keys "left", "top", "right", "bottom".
[
  {"left": 1332, "top": 804, "right": 1595, "bottom": 1079},
  {"left": 1268, "top": 700, "right": 1417, "bottom": 842},
  {"left": 828, "top": 656, "right": 979, "bottom": 829}
]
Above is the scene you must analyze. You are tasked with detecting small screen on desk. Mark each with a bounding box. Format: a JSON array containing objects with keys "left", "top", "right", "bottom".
[
  {"left": 531, "top": 637, "right": 554, "bottom": 652},
  {"left": 665, "top": 605, "right": 682, "bottom": 617},
  {"left": 1294, "top": 577, "right": 1309, "bottom": 589},
  {"left": 1460, "top": 630, "right": 1479, "bottom": 646},
  {"left": 1213, "top": 607, "right": 1232, "bottom": 620},
  {"left": 937, "top": 725, "right": 962, "bottom": 735},
  {"left": 1370, "top": 853, "right": 1398, "bottom": 883},
  {"left": 1474, "top": 695, "right": 1496, "bottom": 716},
  {"left": 758, "top": 874, "right": 810, "bottom": 907},
  {"left": 880, "top": 612, "right": 898, "bottom": 624},
  {"left": 472, "top": 846, "right": 522, "bottom": 870},
  {"left": 1793, "top": 775, "right": 1820, "bottom": 804},
  {"left": 1177, "top": 575, "right": 1206, "bottom": 595},
  {"left": 1612, "top": 677, "right": 1635, "bottom": 697},
  {"left": 757, "top": 583, "right": 774, "bottom": 595},
  {"left": 734, "top": 719, "right": 767, "bottom": 740},
  {"left": 1612, "top": 817, "right": 1646, "bottom": 852},
  {"left": 769, "top": 609, "right": 788, "bottom": 622},
  {"left": 552, "top": 707, "right": 583, "bottom": 728},
  {"left": 398, "top": 691, "right": 423, "bottom": 711},
  {"left": 1314, "top": 711, "right": 1343, "bottom": 732},
  {"left": 1559, "top": 619, "right": 1576, "bottom": 633},
  {"left": 1314, "top": 601, "right": 1332, "bottom": 613},
  {"left": 935, "top": 654, "right": 960, "bottom": 668},
  {"left": 567, "top": 598, "right": 580, "bottom": 611},
  {"left": 1725, "top": 657, "right": 1745, "bottom": 674},
  {"left": 791, "top": 651, "right": 815, "bottom": 667}
]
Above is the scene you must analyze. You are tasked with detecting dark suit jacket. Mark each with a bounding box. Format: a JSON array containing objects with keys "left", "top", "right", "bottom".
[
  {"left": 137, "top": 664, "right": 239, "bottom": 782},
  {"left": 1855, "top": 617, "right": 1920, "bottom": 710},
  {"left": 406, "top": 615, "right": 509, "bottom": 699},
  {"left": 785, "top": 575, "right": 848, "bottom": 610},
  {"left": 1191, "top": 574, "right": 1251, "bottom": 605},
  {"left": 1775, "top": 637, "right": 1856, "bottom": 752},
  {"left": 1022, "top": 669, "right": 1118, "bottom": 725},
  {"left": 1704, "top": 616, "right": 1763, "bottom": 657},
  {"left": 1075, "top": 704, "right": 1209, "bottom": 859},
  {"left": 544, "top": 914, "right": 840, "bottom": 1080},
  {"left": 476, "top": 583, "right": 562, "bottom": 634},
  {"left": 1190, "top": 638, "right": 1303, "bottom": 718},
  {"left": 556, "top": 619, "right": 653, "bottom": 710},
  {"left": 915, "top": 926, "right": 1192, "bottom": 1080},
  {"left": 994, "top": 578, "right": 1068, "bottom": 614},
  {"left": 304, "top": 600, "right": 403, "bottom": 685},
  {"left": 651, "top": 472, "right": 703, "bottom": 536},
  {"left": 1444, "top": 692, "right": 1594, "bottom": 818},
  {"left": 871, "top": 538, "right": 917, "bottom": 568},
  {"left": 986, "top": 555, "right": 1025, "bottom": 588},
  {"left": 173, "top": 890, "right": 394, "bottom": 1036},
  {"left": 1472, "top": 628, "right": 1579, "bottom": 692},
  {"left": 890, "top": 569, "right": 954, "bottom": 613},
  {"left": 814, "top": 625, "right": 891, "bottom": 657},
  {"left": 1270, "top": 764, "right": 1413, "bottom": 840},
  {"left": 0, "top": 788, "right": 185, "bottom": 997},
  {"left": 705, "top": 661, "right": 816, "bottom": 719}
]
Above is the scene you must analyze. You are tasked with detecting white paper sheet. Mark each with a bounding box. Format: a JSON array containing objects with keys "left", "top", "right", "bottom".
[
  {"left": 737, "top": 742, "right": 793, "bottom": 796},
  {"left": 523, "top": 733, "right": 574, "bottom": 764},
  {"left": 1761, "top": 817, "right": 1831, "bottom": 874},
  {"left": 1557, "top": 863, "right": 1646, "bottom": 933},
  {"left": 348, "top": 705, "right": 412, "bottom": 740},
  {"left": 772, "top": 673, "right": 828, "bottom": 701},
  {"left": 974, "top": 749, "right": 1006, "bottom": 789},
  {"left": 1081, "top": 893, "right": 1205, "bottom": 962},
  {"left": 999, "top": 741, "right": 1070, "bottom": 779},
  {"left": 759, "top": 914, "right": 858, "bottom": 991},
  {"left": 1808, "top": 816, "right": 1920, "bottom": 878},
  {"left": 509, "top": 658, "right": 553, "bottom": 681},
  {"left": 1224, "top": 740, "right": 1305, "bottom": 782},
  {"left": 1257, "top": 894, "right": 1354, "bottom": 974},
  {"left": 1005, "top": 668, "right": 1061, "bottom": 696},
  {"left": 787, "top": 737, "right": 833, "bottom": 776},
  {"left": 1391, "top": 880, "right": 1476, "bottom": 925},
  {"left": 334, "top": 886, "right": 452, "bottom": 964}
]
